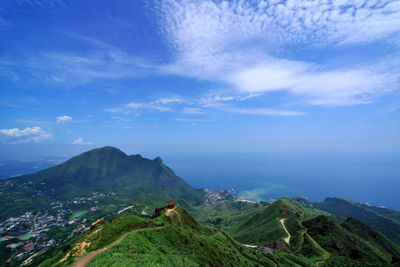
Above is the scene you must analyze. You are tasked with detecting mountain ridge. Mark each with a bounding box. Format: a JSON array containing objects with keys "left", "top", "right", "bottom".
[{"left": 293, "top": 196, "right": 400, "bottom": 245}]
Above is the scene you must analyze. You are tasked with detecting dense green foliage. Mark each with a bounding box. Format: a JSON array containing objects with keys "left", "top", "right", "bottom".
[
  {"left": 308, "top": 197, "right": 400, "bottom": 245},
  {"left": 341, "top": 217, "right": 400, "bottom": 262},
  {"left": 193, "top": 201, "right": 266, "bottom": 232},
  {"left": 304, "top": 215, "right": 391, "bottom": 265}
]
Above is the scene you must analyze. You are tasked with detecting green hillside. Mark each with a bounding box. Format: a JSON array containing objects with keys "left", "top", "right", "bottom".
[
  {"left": 303, "top": 215, "right": 397, "bottom": 266},
  {"left": 295, "top": 197, "right": 400, "bottom": 245},
  {"left": 193, "top": 201, "right": 266, "bottom": 232},
  {"left": 221, "top": 197, "right": 400, "bottom": 266},
  {"left": 341, "top": 217, "right": 400, "bottom": 262},
  {"left": 38, "top": 205, "right": 309, "bottom": 267},
  {"left": 0, "top": 147, "right": 204, "bottom": 220}
]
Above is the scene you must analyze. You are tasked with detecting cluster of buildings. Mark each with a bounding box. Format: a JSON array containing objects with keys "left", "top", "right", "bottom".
[
  {"left": 203, "top": 188, "right": 238, "bottom": 206},
  {"left": 0, "top": 211, "right": 58, "bottom": 265},
  {"left": 0, "top": 192, "right": 115, "bottom": 265}
]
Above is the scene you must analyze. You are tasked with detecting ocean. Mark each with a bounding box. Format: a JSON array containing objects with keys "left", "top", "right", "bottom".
[{"left": 162, "top": 151, "right": 400, "bottom": 210}]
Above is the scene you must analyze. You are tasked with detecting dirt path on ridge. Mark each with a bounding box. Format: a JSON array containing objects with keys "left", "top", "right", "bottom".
[
  {"left": 280, "top": 219, "right": 290, "bottom": 244},
  {"left": 71, "top": 231, "right": 132, "bottom": 267}
]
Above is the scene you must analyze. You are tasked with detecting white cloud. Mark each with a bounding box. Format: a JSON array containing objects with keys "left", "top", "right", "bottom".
[
  {"left": 106, "top": 101, "right": 172, "bottom": 114},
  {"left": 182, "top": 107, "right": 204, "bottom": 114},
  {"left": 199, "top": 93, "right": 258, "bottom": 105},
  {"left": 107, "top": 97, "right": 193, "bottom": 114},
  {"left": 107, "top": 93, "right": 305, "bottom": 117},
  {"left": 0, "top": 33, "right": 155, "bottom": 86},
  {"left": 56, "top": 115, "right": 72, "bottom": 123},
  {"left": 157, "top": 0, "right": 400, "bottom": 48},
  {"left": 126, "top": 102, "right": 171, "bottom": 111},
  {"left": 72, "top": 138, "right": 93, "bottom": 145},
  {"left": 208, "top": 103, "right": 305, "bottom": 116},
  {"left": 0, "top": 126, "right": 52, "bottom": 142},
  {"left": 154, "top": 0, "right": 400, "bottom": 106},
  {"left": 175, "top": 118, "right": 214, "bottom": 122},
  {"left": 228, "top": 62, "right": 397, "bottom": 105},
  {"left": 151, "top": 96, "right": 189, "bottom": 105}
]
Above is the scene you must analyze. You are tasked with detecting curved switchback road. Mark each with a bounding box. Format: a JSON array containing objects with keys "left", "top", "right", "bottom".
[{"left": 280, "top": 219, "right": 290, "bottom": 244}]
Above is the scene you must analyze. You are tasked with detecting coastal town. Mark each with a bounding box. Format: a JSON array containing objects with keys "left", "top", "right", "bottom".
[{"left": 0, "top": 192, "right": 132, "bottom": 265}]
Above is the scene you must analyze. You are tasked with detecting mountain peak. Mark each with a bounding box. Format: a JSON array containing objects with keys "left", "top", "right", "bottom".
[
  {"left": 153, "top": 156, "right": 163, "bottom": 164},
  {"left": 87, "top": 146, "right": 127, "bottom": 156}
]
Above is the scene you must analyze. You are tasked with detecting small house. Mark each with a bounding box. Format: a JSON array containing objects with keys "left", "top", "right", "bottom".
[
  {"left": 166, "top": 201, "right": 175, "bottom": 209},
  {"left": 23, "top": 243, "right": 34, "bottom": 253}
]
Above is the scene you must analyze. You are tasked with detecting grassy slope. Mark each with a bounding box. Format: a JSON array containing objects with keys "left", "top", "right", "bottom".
[
  {"left": 40, "top": 206, "right": 315, "bottom": 267},
  {"left": 228, "top": 197, "right": 327, "bottom": 246},
  {"left": 314, "top": 198, "right": 400, "bottom": 245},
  {"left": 222, "top": 197, "right": 400, "bottom": 266},
  {"left": 193, "top": 201, "right": 266, "bottom": 233}
]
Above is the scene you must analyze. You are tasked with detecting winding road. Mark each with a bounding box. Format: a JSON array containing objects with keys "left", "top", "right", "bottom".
[{"left": 280, "top": 219, "right": 291, "bottom": 244}]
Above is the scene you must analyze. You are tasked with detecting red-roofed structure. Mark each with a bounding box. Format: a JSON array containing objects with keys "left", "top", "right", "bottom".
[{"left": 166, "top": 201, "right": 175, "bottom": 209}]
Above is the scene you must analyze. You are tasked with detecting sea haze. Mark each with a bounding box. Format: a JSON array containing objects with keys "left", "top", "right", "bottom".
[
  {"left": 161, "top": 151, "right": 400, "bottom": 211},
  {"left": 0, "top": 158, "right": 65, "bottom": 179}
]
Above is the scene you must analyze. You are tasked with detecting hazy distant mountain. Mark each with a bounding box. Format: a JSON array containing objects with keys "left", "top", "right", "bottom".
[{"left": 0, "top": 158, "right": 64, "bottom": 179}]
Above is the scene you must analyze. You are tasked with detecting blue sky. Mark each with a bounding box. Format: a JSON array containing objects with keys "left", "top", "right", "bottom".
[{"left": 0, "top": 0, "right": 400, "bottom": 157}]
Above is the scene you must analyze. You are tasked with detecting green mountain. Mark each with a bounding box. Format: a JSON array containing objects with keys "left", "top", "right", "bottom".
[
  {"left": 214, "top": 197, "right": 400, "bottom": 266},
  {"left": 294, "top": 196, "right": 400, "bottom": 245},
  {"left": 0, "top": 146, "right": 204, "bottom": 220}
]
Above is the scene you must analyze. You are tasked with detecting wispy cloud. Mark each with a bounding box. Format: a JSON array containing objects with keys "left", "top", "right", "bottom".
[
  {"left": 107, "top": 93, "right": 305, "bottom": 117},
  {"left": 151, "top": 96, "right": 190, "bottom": 105},
  {"left": 181, "top": 107, "right": 204, "bottom": 114},
  {"left": 208, "top": 103, "right": 305, "bottom": 116},
  {"left": 175, "top": 118, "right": 214, "bottom": 122},
  {"left": 56, "top": 115, "right": 72, "bottom": 123},
  {"left": 72, "top": 138, "right": 93, "bottom": 145},
  {"left": 106, "top": 101, "right": 172, "bottom": 114},
  {"left": 16, "top": 118, "right": 49, "bottom": 124},
  {"left": 0, "top": 126, "right": 52, "bottom": 143},
  {"left": 154, "top": 0, "right": 400, "bottom": 106},
  {"left": 0, "top": 32, "right": 155, "bottom": 86},
  {"left": 111, "top": 116, "right": 131, "bottom": 122}
]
